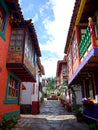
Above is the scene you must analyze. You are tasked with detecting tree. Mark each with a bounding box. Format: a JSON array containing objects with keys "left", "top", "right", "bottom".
[{"left": 46, "top": 77, "right": 56, "bottom": 94}]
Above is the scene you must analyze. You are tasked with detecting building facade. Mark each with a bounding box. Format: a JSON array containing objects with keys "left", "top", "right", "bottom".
[
  {"left": 0, "top": 0, "right": 42, "bottom": 120},
  {"left": 56, "top": 56, "right": 68, "bottom": 90},
  {"left": 56, "top": 56, "right": 68, "bottom": 100},
  {"left": 64, "top": 0, "right": 98, "bottom": 120}
]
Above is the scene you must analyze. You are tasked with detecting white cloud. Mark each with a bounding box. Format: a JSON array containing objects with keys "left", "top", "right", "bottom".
[
  {"left": 41, "top": 57, "right": 59, "bottom": 78},
  {"left": 19, "top": 0, "right": 23, "bottom": 4},
  {"left": 40, "top": 0, "right": 75, "bottom": 77},
  {"left": 39, "top": 6, "right": 44, "bottom": 16},
  {"left": 32, "top": 13, "right": 39, "bottom": 23},
  {"left": 41, "top": 0, "right": 75, "bottom": 55},
  {"left": 39, "top": 1, "right": 53, "bottom": 16}
]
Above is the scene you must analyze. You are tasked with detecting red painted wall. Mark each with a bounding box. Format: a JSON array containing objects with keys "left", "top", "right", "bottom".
[
  {"left": 0, "top": 16, "right": 20, "bottom": 120},
  {"left": 32, "top": 101, "right": 39, "bottom": 114},
  {"left": 68, "top": 26, "right": 80, "bottom": 80}
]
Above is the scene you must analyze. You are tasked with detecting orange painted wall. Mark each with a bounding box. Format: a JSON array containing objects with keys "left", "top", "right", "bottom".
[
  {"left": 68, "top": 71, "right": 73, "bottom": 81},
  {"left": 73, "top": 58, "right": 79, "bottom": 74},
  {"left": 0, "top": 16, "right": 20, "bottom": 120},
  {"left": 67, "top": 48, "right": 73, "bottom": 81}
]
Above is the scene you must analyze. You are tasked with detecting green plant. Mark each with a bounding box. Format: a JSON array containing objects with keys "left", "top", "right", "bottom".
[
  {"left": 88, "top": 123, "right": 98, "bottom": 130},
  {"left": 73, "top": 104, "right": 82, "bottom": 111},
  {"left": 74, "top": 104, "right": 83, "bottom": 117},
  {"left": 75, "top": 109, "right": 82, "bottom": 118},
  {"left": 74, "top": 107, "right": 83, "bottom": 122},
  {"left": 0, "top": 116, "right": 18, "bottom": 130}
]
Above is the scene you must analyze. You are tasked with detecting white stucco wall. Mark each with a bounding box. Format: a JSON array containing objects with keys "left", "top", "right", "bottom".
[
  {"left": 20, "top": 64, "right": 42, "bottom": 104},
  {"left": 20, "top": 81, "right": 39, "bottom": 104},
  {"left": 20, "top": 82, "right": 33, "bottom": 104},
  {"left": 74, "top": 86, "right": 82, "bottom": 104},
  {"left": 31, "top": 83, "right": 39, "bottom": 101}
]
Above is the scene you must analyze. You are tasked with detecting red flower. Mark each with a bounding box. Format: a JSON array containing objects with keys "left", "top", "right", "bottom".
[{"left": 82, "top": 98, "right": 93, "bottom": 108}]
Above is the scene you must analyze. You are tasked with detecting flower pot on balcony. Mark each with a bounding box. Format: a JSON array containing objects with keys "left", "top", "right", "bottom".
[{"left": 83, "top": 98, "right": 94, "bottom": 110}]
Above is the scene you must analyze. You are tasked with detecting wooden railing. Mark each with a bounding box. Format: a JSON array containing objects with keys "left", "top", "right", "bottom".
[{"left": 79, "top": 26, "right": 91, "bottom": 58}]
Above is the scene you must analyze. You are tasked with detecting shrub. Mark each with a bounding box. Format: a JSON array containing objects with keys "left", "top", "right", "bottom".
[
  {"left": 0, "top": 116, "right": 18, "bottom": 130},
  {"left": 88, "top": 123, "right": 98, "bottom": 130}
]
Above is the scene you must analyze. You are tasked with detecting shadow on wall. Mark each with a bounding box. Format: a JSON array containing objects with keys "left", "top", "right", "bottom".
[{"left": 20, "top": 104, "right": 32, "bottom": 114}]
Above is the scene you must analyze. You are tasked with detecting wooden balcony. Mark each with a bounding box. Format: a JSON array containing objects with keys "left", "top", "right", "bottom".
[
  {"left": 79, "top": 27, "right": 91, "bottom": 59},
  {"left": 79, "top": 20, "right": 98, "bottom": 58},
  {"left": 69, "top": 20, "right": 98, "bottom": 85},
  {"left": 6, "top": 28, "right": 36, "bottom": 82},
  {"left": 6, "top": 18, "right": 42, "bottom": 82},
  {"left": 6, "top": 53, "right": 36, "bottom": 82}
]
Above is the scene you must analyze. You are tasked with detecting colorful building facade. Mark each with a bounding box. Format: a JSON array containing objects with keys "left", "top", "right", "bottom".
[
  {"left": 64, "top": 0, "right": 98, "bottom": 121},
  {"left": 56, "top": 56, "right": 68, "bottom": 98},
  {"left": 0, "top": 0, "right": 41, "bottom": 120},
  {"left": 56, "top": 56, "right": 67, "bottom": 89}
]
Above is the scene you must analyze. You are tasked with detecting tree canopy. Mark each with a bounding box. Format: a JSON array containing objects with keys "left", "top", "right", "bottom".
[{"left": 46, "top": 77, "right": 56, "bottom": 93}]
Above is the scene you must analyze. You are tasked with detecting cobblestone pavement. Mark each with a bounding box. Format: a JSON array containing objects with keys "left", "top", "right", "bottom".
[{"left": 13, "top": 100, "right": 89, "bottom": 130}]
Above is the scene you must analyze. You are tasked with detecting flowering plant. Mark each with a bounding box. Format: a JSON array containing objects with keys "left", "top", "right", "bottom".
[{"left": 82, "top": 98, "right": 93, "bottom": 108}]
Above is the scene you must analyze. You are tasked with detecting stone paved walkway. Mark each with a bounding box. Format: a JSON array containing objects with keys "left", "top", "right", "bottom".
[{"left": 13, "top": 100, "right": 89, "bottom": 130}]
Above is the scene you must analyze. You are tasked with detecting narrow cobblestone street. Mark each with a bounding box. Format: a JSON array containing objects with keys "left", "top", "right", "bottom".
[{"left": 14, "top": 100, "right": 89, "bottom": 130}]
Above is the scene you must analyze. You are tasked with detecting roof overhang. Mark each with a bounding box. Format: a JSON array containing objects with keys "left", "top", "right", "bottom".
[
  {"left": 5, "top": 0, "right": 24, "bottom": 20},
  {"left": 6, "top": 63, "right": 36, "bottom": 82}
]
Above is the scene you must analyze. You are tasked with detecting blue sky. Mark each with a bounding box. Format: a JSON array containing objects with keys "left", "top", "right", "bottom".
[{"left": 19, "top": 0, "right": 75, "bottom": 78}]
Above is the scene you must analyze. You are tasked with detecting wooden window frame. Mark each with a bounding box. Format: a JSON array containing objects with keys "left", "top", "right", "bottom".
[
  {"left": 9, "top": 28, "right": 24, "bottom": 52},
  {"left": 24, "top": 31, "right": 35, "bottom": 66},
  {"left": 4, "top": 72, "right": 20, "bottom": 104}
]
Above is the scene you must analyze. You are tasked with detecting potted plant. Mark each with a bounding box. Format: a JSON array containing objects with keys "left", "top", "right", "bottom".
[
  {"left": 75, "top": 108, "right": 83, "bottom": 122},
  {"left": 88, "top": 123, "right": 98, "bottom": 130},
  {"left": 82, "top": 98, "right": 94, "bottom": 109}
]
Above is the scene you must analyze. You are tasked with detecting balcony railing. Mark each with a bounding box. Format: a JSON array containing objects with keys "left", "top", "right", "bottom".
[{"left": 79, "top": 27, "right": 91, "bottom": 59}]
